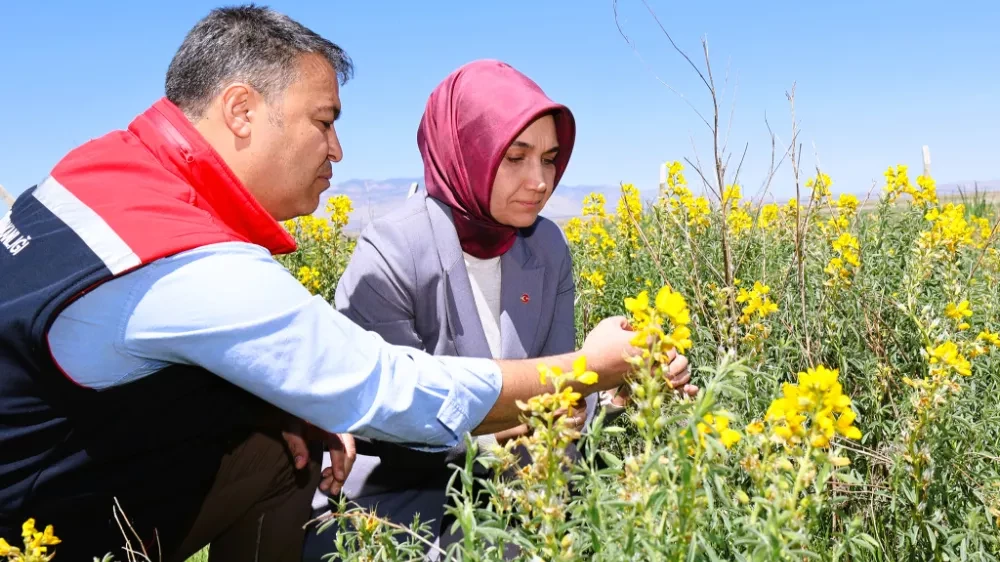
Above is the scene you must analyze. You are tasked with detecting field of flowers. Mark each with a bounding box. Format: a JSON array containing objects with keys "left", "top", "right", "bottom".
[
  {"left": 275, "top": 161, "right": 1000, "bottom": 561},
  {"left": 8, "top": 163, "right": 996, "bottom": 562}
]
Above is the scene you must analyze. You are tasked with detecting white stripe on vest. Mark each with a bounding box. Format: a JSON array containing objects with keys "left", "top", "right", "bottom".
[{"left": 32, "top": 176, "right": 141, "bottom": 275}]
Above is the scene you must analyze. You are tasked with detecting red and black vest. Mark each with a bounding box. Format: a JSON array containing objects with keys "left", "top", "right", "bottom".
[{"left": 0, "top": 98, "right": 296, "bottom": 557}]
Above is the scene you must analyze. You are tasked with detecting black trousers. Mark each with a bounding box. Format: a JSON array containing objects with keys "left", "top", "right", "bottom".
[{"left": 1, "top": 367, "right": 321, "bottom": 562}]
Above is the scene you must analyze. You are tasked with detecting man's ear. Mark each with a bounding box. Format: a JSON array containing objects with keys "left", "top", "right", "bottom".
[{"left": 219, "top": 83, "right": 255, "bottom": 139}]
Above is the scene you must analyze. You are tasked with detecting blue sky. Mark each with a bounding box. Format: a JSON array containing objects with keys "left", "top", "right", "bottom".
[{"left": 2, "top": 0, "right": 998, "bottom": 208}]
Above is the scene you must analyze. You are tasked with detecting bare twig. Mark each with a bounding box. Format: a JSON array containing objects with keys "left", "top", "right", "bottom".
[
  {"left": 113, "top": 498, "right": 152, "bottom": 562},
  {"left": 622, "top": 181, "right": 668, "bottom": 285},
  {"left": 638, "top": 0, "right": 712, "bottom": 92},
  {"left": 787, "top": 84, "right": 815, "bottom": 367},
  {"left": 611, "top": 0, "right": 712, "bottom": 132}
]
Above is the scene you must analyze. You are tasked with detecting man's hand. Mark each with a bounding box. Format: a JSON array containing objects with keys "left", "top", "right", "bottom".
[
  {"left": 320, "top": 433, "right": 356, "bottom": 496},
  {"left": 281, "top": 421, "right": 357, "bottom": 496}
]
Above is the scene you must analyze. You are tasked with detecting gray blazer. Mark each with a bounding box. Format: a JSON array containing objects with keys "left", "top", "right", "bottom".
[{"left": 328, "top": 189, "right": 597, "bottom": 518}]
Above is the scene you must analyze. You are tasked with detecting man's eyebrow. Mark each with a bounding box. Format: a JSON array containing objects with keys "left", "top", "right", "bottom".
[{"left": 317, "top": 104, "right": 341, "bottom": 120}]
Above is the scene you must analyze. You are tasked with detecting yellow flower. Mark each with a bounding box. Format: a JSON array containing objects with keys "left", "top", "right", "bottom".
[
  {"left": 697, "top": 411, "right": 741, "bottom": 449},
  {"left": 296, "top": 266, "right": 323, "bottom": 293},
  {"left": 571, "top": 355, "right": 599, "bottom": 386},
  {"left": 665, "top": 160, "right": 687, "bottom": 190},
  {"left": 783, "top": 198, "right": 799, "bottom": 217},
  {"left": 927, "top": 341, "right": 972, "bottom": 377},
  {"left": 0, "top": 538, "right": 12, "bottom": 556},
  {"left": 615, "top": 183, "right": 642, "bottom": 250},
  {"left": 625, "top": 285, "right": 693, "bottom": 356},
  {"left": 655, "top": 286, "right": 690, "bottom": 327},
  {"left": 836, "top": 193, "right": 859, "bottom": 215},
  {"left": 563, "top": 217, "right": 583, "bottom": 244},
  {"left": 919, "top": 203, "right": 975, "bottom": 254},
  {"left": 757, "top": 203, "right": 780, "bottom": 230},
  {"left": 944, "top": 300, "right": 973, "bottom": 321},
  {"left": 325, "top": 194, "right": 354, "bottom": 229},
  {"left": 727, "top": 207, "right": 752, "bottom": 237},
  {"left": 21, "top": 518, "right": 35, "bottom": 540},
  {"left": 835, "top": 409, "right": 862, "bottom": 440},
  {"left": 537, "top": 363, "right": 561, "bottom": 386},
  {"left": 722, "top": 184, "right": 742, "bottom": 208},
  {"left": 582, "top": 192, "right": 608, "bottom": 218},
  {"left": 735, "top": 281, "right": 778, "bottom": 325},
  {"left": 912, "top": 174, "right": 939, "bottom": 207},
  {"left": 805, "top": 172, "right": 832, "bottom": 199},
  {"left": 977, "top": 330, "right": 1000, "bottom": 347},
  {"left": 624, "top": 290, "right": 650, "bottom": 323},
  {"left": 762, "top": 365, "right": 861, "bottom": 448},
  {"left": 883, "top": 164, "right": 912, "bottom": 203},
  {"left": 581, "top": 270, "right": 606, "bottom": 292}
]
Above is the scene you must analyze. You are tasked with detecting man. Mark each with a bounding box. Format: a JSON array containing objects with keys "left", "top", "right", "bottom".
[{"left": 0, "top": 6, "right": 693, "bottom": 562}]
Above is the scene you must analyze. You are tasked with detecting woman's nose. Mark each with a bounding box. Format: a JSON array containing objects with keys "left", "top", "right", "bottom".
[{"left": 526, "top": 180, "right": 548, "bottom": 193}]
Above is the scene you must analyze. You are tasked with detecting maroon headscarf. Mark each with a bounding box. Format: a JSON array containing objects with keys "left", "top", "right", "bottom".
[{"left": 417, "top": 59, "right": 576, "bottom": 259}]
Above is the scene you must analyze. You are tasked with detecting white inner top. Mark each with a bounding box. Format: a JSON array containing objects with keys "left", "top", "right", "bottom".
[
  {"left": 463, "top": 252, "right": 503, "bottom": 359},
  {"left": 464, "top": 251, "right": 504, "bottom": 452}
]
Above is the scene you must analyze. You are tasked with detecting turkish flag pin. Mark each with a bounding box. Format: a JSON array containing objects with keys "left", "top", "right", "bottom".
[{"left": 520, "top": 293, "right": 530, "bottom": 304}]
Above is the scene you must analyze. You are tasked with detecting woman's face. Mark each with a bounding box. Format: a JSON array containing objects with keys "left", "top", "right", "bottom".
[{"left": 489, "top": 114, "right": 560, "bottom": 228}]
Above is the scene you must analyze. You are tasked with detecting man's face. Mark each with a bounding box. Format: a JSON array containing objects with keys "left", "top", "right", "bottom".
[{"left": 248, "top": 54, "right": 343, "bottom": 221}]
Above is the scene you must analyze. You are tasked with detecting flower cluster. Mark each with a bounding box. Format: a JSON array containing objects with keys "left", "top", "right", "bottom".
[
  {"left": 736, "top": 280, "right": 778, "bottom": 326},
  {"left": 296, "top": 265, "right": 322, "bottom": 292},
  {"left": 0, "top": 519, "right": 61, "bottom": 561},
  {"left": 919, "top": 203, "right": 976, "bottom": 255},
  {"left": 616, "top": 183, "right": 643, "bottom": 251},
  {"left": 825, "top": 232, "right": 861, "bottom": 289},
  {"left": 751, "top": 365, "right": 862, "bottom": 449},
  {"left": 697, "top": 410, "right": 742, "bottom": 449},
  {"left": 325, "top": 194, "right": 354, "bottom": 229},
  {"left": 806, "top": 171, "right": 833, "bottom": 200},
  {"left": 756, "top": 203, "right": 780, "bottom": 231},
  {"left": 624, "top": 285, "right": 692, "bottom": 355},
  {"left": 658, "top": 161, "right": 711, "bottom": 231},
  {"left": 883, "top": 164, "right": 938, "bottom": 207}
]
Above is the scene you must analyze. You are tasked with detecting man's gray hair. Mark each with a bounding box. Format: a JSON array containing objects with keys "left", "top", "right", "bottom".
[{"left": 165, "top": 4, "right": 354, "bottom": 119}]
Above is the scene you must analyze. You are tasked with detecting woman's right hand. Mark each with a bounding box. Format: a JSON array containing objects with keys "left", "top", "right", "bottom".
[{"left": 579, "top": 316, "right": 642, "bottom": 389}]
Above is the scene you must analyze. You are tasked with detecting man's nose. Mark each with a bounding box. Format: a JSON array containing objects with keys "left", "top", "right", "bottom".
[{"left": 328, "top": 128, "right": 343, "bottom": 163}]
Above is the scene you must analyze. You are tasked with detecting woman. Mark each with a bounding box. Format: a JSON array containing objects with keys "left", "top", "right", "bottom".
[{"left": 301, "top": 59, "right": 599, "bottom": 559}]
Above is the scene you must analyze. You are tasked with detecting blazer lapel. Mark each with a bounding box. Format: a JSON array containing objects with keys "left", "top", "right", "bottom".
[
  {"left": 425, "top": 196, "right": 493, "bottom": 359},
  {"left": 499, "top": 237, "right": 544, "bottom": 360}
]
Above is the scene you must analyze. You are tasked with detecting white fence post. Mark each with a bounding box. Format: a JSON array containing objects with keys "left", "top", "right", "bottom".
[
  {"left": 922, "top": 145, "right": 932, "bottom": 178},
  {"left": 0, "top": 184, "right": 14, "bottom": 208}
]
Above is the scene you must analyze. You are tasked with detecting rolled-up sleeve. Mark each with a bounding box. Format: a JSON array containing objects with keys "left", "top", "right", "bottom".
[{"left": 118, "top": 242, "right": 502, "bottom": 450}]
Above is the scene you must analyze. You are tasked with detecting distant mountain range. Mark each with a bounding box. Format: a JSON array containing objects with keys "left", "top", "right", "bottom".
[
  {"left": 319, "top": 177, "right": 633, "bottom": 232},
  {"left": 317, "top": 177, "right": 1000, "bottom": 233}
]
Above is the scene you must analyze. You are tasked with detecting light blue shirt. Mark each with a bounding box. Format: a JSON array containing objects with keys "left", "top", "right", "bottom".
[{"left": 47, "top": 241, "right": 503, "bottom": 451}]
